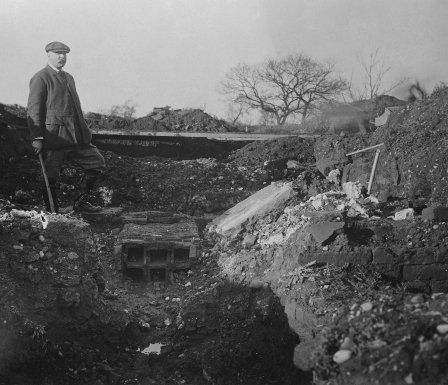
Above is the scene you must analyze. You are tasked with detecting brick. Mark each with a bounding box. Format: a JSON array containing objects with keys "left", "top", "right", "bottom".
[
  {"left": 422, "top": 206, "right": 448, "bottom": 221},
  {"left": 403, "top": 264, "right": 448, "bottom": 281},
  {"left": 372, "top": 226, "right": 393, "bottom": 241},
  {"left": 435, "top": 246, "right": 448, "bottom": 263},
  {"left": 430, "top": 280, "right": 448, "bottom": 293},
  {"left": 312, "top": 249, "right": 372, "bottom": 266},
  {"left": 405, "top": 280, "right": 431, "bottom": 293},
  {"left": 242, "top": 234, "right": 257, "bottom": 248},
  {"left": 372, "top": 247, "right": 393, "bottom": 264},
  {"left": 374, "top": 264, "right": 402, "bottom": 280},
  {"left": 403, "top": 248, "right": 438, "bottom": 265}
]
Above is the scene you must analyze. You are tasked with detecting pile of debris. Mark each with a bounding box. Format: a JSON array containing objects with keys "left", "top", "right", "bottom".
[
  {"left": 371, "top": 85, "right": 448, "bottom": 205},
  {"left": 140, "top": 106, "right": 235, "bottom": 132},
  {"left": 207, "top": 174, "right": 448, "bottom": 383},
  {"left": 228, "top": 136, "right": 315, "bottom": 170},
  {"left": 86, "top": 106, "right": 236, "bottom": 133}
]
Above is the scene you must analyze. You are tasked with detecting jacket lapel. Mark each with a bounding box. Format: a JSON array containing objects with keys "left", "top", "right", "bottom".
[{"left": 45, "top": 65, "right": 66, "bottom": 87}]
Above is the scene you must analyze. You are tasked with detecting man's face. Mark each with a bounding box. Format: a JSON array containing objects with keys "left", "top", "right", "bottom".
[{"left": 47, "top": 51, "right": 67, "bottom": 69}]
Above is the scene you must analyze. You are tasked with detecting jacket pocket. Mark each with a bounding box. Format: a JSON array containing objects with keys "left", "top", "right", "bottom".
[{"left": 44, "top": 120, "right": 77, "bottom": 149}]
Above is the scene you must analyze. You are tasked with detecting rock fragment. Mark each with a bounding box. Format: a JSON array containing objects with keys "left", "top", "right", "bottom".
[
  {"left": 436, "top": 324, "right": 448, "bottom": 334},
  {"left": 393, "top": 208, "right": 414, "bottom": 221},
  {"left": 333, "top": 349, "right": 352, "bottom": 364}
]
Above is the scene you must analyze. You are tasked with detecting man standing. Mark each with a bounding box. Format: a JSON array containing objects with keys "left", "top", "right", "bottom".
[{"left": 27, "top": 41, "right": 105, "bottom": 213}]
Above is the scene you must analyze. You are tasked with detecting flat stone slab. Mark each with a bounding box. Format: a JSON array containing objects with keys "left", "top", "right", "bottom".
[
  {"left": 82, "top": 207, "right": 124, "bottom": 222},
  {"left": 209, "top": 182, "right": 295, "bottom": 238},
  {"left": 119, "top": 220, "right": 199, "bottom": 243},
  {"left": 121, "top": 211, "right": 184, "bottom": 224},
  {"left": 307, "top": 221, "right": 344, "bottom": 245}
]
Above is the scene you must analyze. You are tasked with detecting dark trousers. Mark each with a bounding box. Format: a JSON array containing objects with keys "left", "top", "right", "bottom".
[
  {"left": 41, "top": 144, "right": 105, "bottom": 211},
  {"left": 43, "top": 143, "right": 105, "bottom": 180}
]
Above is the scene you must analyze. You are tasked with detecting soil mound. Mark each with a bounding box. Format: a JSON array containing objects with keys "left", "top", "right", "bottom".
[
  {"left": 228, "top": 136, "right": 315, "bottom": 169},
  {"left": 86, "top": 106, "right": 235, "bottom": 132},
  {"left": 371, "top": 86, "right": 448, "bottom": 204},
  {"left": 144, "top": 106, "right": 234, "bottom": 132}
]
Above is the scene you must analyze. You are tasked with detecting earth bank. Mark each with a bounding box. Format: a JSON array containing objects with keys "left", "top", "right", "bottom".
[{"left": 2, "top": 88, "right": 448, "bottom": 384}]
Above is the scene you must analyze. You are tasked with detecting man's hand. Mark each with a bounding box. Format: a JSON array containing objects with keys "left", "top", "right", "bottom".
[{"left": 32, "top": 139, "right": 43, "bottom": 155}]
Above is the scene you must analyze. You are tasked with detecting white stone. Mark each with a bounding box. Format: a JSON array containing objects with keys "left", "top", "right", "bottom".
[
  {"left": 140, "top": 343, "right": 164, "bottom": 355},
  {"left": 327, "top": 169, "right": 341, "bottom": 184},
  {"left": 436, "top": 324, "right": 448, "bottom": 334},
  {"left": 410, "top": 294, "right": 424, "bottom": 304},
  {"left": 340, "top": 337, "right": 355, "bottom": 351},
  {"left": 67, "top": 252, "right": 79, "bottom": 259},
  {"left": 342, "top": 182, "right": 363, "bottom": 199},
  {"left": 333, "top": 349, "right": 352, "bottom": 364},
  {"left": 393, "top": 208, "right": 414, "bottom": 221},
  {"left": 404, "top": 373, "right": 414, "bottom": 384},
  {"left": 311, "top": 198, "right": 323, "bottom": 210},
  {"left": 365, "top": 195, "right": 379, "bottom": 204},
  {"left": 360, "top": 301, "right": 373, "bottom": 312}
]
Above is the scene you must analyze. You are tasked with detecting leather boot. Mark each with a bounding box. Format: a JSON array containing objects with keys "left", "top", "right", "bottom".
[
  {"left": 74, "top": 172, "right": 103, "bottom": 213},
  {"left": 42, "top": 179, "right": 59, "bottom": 213}
]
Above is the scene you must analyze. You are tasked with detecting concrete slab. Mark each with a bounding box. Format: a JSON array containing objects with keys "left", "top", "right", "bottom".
[
  {"left": 208, "top": 182, "right": 295, "bottom": 238},
  {"left": 307, "top": 221, "right": 344, "bottom": 245}
]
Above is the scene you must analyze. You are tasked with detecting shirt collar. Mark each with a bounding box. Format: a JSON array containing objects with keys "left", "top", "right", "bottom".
[{"left": 48, "top": 63, "right": 63, "bottom": 73}]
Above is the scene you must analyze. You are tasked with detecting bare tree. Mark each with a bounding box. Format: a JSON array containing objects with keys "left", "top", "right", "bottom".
[
  {"left": 349, "top": 49, "right": 407, "bottom": 101},
  {"left": 221, "top": 54, "right": 348, "bottom": 125},
  {"left": 225, "top": 103, "right": 250, "bottom": 126}
]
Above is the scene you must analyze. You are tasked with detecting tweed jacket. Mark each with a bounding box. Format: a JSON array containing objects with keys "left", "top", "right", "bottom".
[{"left": 27, "top": 65, "right": 92, "bottom": 149}]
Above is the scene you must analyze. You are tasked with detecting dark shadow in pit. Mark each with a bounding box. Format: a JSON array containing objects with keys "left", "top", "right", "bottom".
[
  {"left": 345, "top": 224, "right": 375, "bottom": 246},
  {"left": 0, "top": 282, "right": 312, "bottom": 385}
]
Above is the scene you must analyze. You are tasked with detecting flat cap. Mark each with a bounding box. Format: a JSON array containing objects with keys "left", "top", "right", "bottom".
[{"left": 45, "top": 41, "right": 70, "bottom": 53}]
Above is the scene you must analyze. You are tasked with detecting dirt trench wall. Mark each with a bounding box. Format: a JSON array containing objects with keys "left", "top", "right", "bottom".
[{"left": 0, "top": 209, "right": 120, "bottom": 375}]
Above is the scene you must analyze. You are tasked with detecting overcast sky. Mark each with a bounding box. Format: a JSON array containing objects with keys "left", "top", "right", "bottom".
[{"left": 1, "top": 0, "right": 447, "bottom": 119}]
